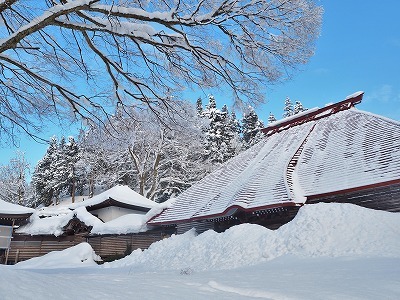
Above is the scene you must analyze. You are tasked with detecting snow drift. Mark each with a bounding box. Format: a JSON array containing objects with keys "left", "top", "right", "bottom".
[
  {"left": 107, "top": 203, "right": 400, "bottom": 271},
  {"left": 14, "top": 242, "right": 101, "bottom": 269}
]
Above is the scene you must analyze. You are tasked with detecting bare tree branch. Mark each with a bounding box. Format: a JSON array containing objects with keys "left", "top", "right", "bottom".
[{"left": 0, "top": 0, "right": 322, "bottom": 143}]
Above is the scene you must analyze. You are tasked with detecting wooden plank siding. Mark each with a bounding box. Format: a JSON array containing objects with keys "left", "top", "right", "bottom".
[
  {"left": 3, "top": 229, "right": 174, "bottom": 264},
  {"left": 6, "top": 234, "right": 86, "bottom": 264},
  {"left": 86, "top": 229, "right": 172, "bottom": 261},
  {"left": 305, "top": 183, "right": 400, "bottom": 212}
]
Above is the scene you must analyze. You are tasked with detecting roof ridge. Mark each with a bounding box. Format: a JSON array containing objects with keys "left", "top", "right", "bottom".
[{"left": 262, "top": 92, "right": 364, "bottom": 136}]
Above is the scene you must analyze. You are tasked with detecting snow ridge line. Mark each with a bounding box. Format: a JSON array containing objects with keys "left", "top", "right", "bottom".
[{"left": 285, "top": 123, "right": 317, "bottom": 202}]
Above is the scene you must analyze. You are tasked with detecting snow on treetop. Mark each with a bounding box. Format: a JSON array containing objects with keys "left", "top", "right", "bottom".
[
  {"left": 69, "top": 185, "right": 156, "bottom": 210},
  {"left": 0, "top": 199, "right": 34, "bottom": 215}
]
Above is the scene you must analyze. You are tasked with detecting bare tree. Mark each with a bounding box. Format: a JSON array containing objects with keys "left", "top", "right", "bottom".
[
  {"left": 0, "top": 0, "right": 322, "bottom": 142},
  {"left": 0, "top": 151, "right": 30, "bottom": 205},
  {"left": 79, "top": 101, "right": 210, "bottom": 201}
]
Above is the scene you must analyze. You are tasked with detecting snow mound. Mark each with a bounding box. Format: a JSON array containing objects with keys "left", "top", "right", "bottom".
[
  {"left": 15, "top": 243, "right": 101, "bottom": 269},
  {"left": 106, "top": 203, "right": 400, "bottom": 271}
]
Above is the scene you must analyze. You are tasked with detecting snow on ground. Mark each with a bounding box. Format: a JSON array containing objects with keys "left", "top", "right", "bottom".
[
  {"left": 108, "top": 203, "right": 400, "bottom": 271},
  {"left": 1, "top": 203, "right": 400, "bottom": 299},
  {"left": 14, "top": 243, "right": 101, "bottom": 269}
]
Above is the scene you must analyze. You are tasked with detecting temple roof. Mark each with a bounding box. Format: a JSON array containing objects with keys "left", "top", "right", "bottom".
[{"left": 149, "top": 93, "right": 400, "bottom": 225}]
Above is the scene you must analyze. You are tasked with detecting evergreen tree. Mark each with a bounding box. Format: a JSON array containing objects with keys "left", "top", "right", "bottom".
[
  {"left": 206, "top": 95, "right": 217, "bottom": 110},
  {"left": 202, "top": 96, "right": 241, "bottom": 163},
  {"left": 65, "top": 136, "right": 80, "bottom": 203},
  {"left": 31, "top": 136, "right": 58, "bottom": 206},
  {"left": 203, "top": 96, "right": 228, "bottom": 163},
  {"left": 283, "top": 97, "right": 294, "bottom": 118},
  {"left": 196, "top": 97, "right": 203, "bottom": 116},
  {"left": 294, "top": 100, "right": 307, "bottom": 114},
  {"left": 31, "top": 135, "right": 81, "bottom": 206},
  {"left": 242, "top": 106, "right": 264, "bottom": 148},
  {"left": 51, "top": 137, "right": 68, "bottom": 203},
  {"left": 268, "top": 112, "right": 277, "bottom": 124}
]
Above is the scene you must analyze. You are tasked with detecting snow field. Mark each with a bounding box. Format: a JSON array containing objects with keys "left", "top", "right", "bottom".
[
  {"left": 1, "top": 202, "right": 400, "bottom": 299},
  {"left": 107, "top": 203, "right": 400, "bottom": 272}
]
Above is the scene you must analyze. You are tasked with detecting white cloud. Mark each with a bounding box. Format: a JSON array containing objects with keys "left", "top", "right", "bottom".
[{"left": 366, "top": 84, "right": 400, "bottom": 104}]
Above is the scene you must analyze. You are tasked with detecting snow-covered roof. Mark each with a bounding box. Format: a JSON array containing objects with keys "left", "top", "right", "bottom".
[
  {"left": 18, "top": 198, "right": 173, "bottom": 236},
  {"left": 69, "top": 185, "right": 156, "bottom": 211},
  {"left": 0, "top": 199, "right": 34, "bottom": 216},
  {"left": 16, "top": 207, "right": 99, "bottom": 236},
  {"left": 149, "top": 94, "right": 400, "bottom": 225}
]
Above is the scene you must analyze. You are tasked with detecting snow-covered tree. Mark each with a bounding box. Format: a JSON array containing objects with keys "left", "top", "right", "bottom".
[
  {"left": 283, "top": 97, "right": 294, "bottom": 118},
  {"left": 196, "top": 98, "right": 203, "bottom": 116},
  {"left": 202, "top": 97, "right": 241, "bottom": 163},
  {"left": 32, "top": 135, "right": 81, "bottom": 206},
  {"left": 268, "top": 113, "right": 277, "bottom": 124},
  {"left": 0, "top": 151, "right": 30, "bottom": 205},
  {"left": 0, "top": 1, "right": 322, "bottom": 143},
  {"left": 294, "top": 100, "right": 307, "bottom": 115},
  {"left": 242, "top": 106, "right": 264, "bottom": 148},
  {"left": 79, "top": 101, "right": 210, "bottom": 202},
  {"left": 31, "top": 137, "right": 58, "bottom": 206}
]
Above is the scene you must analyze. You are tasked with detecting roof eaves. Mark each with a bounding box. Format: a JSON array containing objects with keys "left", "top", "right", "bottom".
[{"left": 148, "top": 202, "right": 299, "bottom": 226}]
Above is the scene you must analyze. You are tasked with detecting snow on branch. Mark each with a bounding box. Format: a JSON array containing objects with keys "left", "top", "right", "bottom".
[{"left": 0, "top": 0, "right": 322, "bottom": 142}]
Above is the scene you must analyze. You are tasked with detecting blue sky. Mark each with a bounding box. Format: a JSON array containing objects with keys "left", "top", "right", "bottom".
[{"left": 1, "top": 0, "right": 400, "bottom": 171}]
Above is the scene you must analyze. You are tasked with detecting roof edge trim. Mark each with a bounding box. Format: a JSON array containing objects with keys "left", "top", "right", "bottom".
[
  {"left": 86, "top": 197, "right": 151, "bottom": 212},
  {"left": 148, "top": 202, "right": 299, "bottom": 226}
]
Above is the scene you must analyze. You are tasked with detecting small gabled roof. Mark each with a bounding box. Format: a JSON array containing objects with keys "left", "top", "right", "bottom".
[
  {"left": 149, "top": 92, "right": 400, "bottom": 225},
  {"left": 0, "top": 199, "right": 34, "bottom": 225},
  {"left": 69, "top": 185, "right": 156, "bottom": 212}
]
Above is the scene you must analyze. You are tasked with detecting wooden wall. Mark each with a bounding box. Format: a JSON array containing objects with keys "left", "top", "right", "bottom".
[
  {"left": 5, "top": 234, "right": 86, "bottom": 264},
  {"left": 86, "top": 229, "right": 171, "bottom": 261},
  {"left": 2, "top": 228, "right": 173, "bottom": 264},
  {"left": 306, "top": 183, "right": 400, "bottom": 212}
]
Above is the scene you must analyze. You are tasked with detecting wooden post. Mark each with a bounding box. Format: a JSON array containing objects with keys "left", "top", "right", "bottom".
[
  {"left": 15, "top": 249, "right": 20, "bottom": 264},
  {"left": 5, "top": 247, "right": 9, "bottom": 265},
  {"left": 5, "top": 219, "right": 15, "bottom": 265}
]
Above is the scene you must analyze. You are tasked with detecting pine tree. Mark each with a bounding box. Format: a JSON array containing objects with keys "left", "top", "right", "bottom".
[
  {"left": 203, "top": 98, "right": 228, "bottom": 163},
  {"left": 294, "top": 100, "right": 307, "bottom": 114},
  {"left": 196, "top": 97, "right": 203, "bottom": 116},
  {"left": 65, "top": 136, "right": 80, "bottom": 203},
  {"left": 242, "top": 106, "right": 264, "bottom": 148},
  {"left": 31, "top": 136, "right": 58, "bottom": 206},
  {"left": 49, "top": 136, "right": 69, "bottom": 204},
  {"left": 268, "top": 112, "right": 277, "bottom": 124},
  {"left": 283, "top": 97, "right": 294, "bottom": 118},
  {"left": 201, "top": 96, "right": 241, "bottom": 163},
  {"left": 206, "top": 95, "right": 217, "bottom": 110}
]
